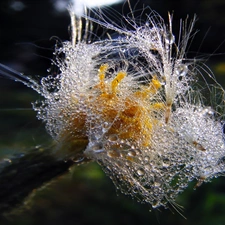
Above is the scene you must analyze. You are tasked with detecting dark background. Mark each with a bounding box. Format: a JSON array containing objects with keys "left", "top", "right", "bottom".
[{"left": 1, "top": 0, "right": 225, "bottom": 225}]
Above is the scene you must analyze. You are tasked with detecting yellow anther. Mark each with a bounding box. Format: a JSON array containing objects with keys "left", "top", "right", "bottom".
[
  {"left": 152, "top": 102, "right": 165, "bottom": 110},
  {"left": 111, "top": 71, "right": 126, "bottom": 93},
  {"left": 98, "top": 64, "right": 108, "bottom": 80},
  {"left": 98, "top": 64, "right": 108, "bottom": 91},
  {"left": 151, "top": 77, "right": 161, "bottom": 90},
  {"left": 149, "top": 76, "right": 161, "bottom": 95},
  {"left": 135, "top": 76, "right": 161, "bottom": 99}
]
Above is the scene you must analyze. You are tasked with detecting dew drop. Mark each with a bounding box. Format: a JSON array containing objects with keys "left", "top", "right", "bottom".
[
  {"left": 3, "top": 158, "right": 12, "bottom": 164},
  {"left": 53, "top": 93, "right": 60, "bottom": 101},
  {"left": 175, "top": 64, "right": 188, "bottom": 76},
  {"left": 135, "top": 149, "right": 141, "bottom": 155},
  {"left": 162, "top": 158, "right": 170, "bottom": 168},
  {"left": 107, "top": 150, "right": 120, "bottom": 158},
  {"left": 102, "top": 122, "right": 110, "bottom": 132},
  {"left": 165, "top": 32, "right": 175, "bottom": 45},
  {"left": 145, "top": 165, "right": 151, "bottom": 170},
  {"left": 91, "top": 142, "right": 103, "bottom": 152},
  {"left": 162, "top": 162, "right": 170, "bottom": 168},
  {"left": 154, "top": 181, "right": 161, "bottom": 187},
  {"left": 144, "top": 156, "right": 150, "bottom": 162},
  {"left": 90, "top": 123, "right": 95, "bottom": 130},
  {"left": 201, "top": 107, "right": 214, "bottom": 117},
  {"left": 137, "top": 168, "right": 145, "bottom": 176},
  {"left": 128, "top": 150, "right": 136, "bottom": 157},
  {"left": 72, "top": 155, "right": 84, "bottom": 163},
  {"left": 108, "top": 134, "right": 118, "bottom": 142},
  {"left": 95, "top": 132, "right": 102, "bottom": 140},
  {"left": 120, "top": 139, "right": 125, "bottom": 144},
  {"left": 152, "top": 202, "right": 160, "bottom": 209}
]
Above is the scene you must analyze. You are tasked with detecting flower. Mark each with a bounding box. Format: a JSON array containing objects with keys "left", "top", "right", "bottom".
[{"left": 12, "top": 7, "right": 225, "bottom": 210}]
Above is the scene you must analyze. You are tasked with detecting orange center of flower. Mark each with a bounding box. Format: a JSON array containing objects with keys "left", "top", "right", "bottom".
[{"left": 59, "top": 64, "right": 164, "bottom": 158}]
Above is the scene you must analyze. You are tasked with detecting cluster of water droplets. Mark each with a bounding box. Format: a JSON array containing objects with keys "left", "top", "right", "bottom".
[{"left": 30, "top": 11, "right": 225, "bottom": 209}]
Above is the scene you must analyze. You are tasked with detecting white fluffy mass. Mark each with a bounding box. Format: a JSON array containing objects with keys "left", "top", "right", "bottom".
[{"left": 20, "top": 8, "right": 225, "bottom": 210}]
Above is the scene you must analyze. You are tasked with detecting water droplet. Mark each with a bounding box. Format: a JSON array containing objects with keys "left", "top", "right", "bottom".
[
  {"left": 125, "top": 161, "right": 131, "bottom": 166},
  {"left": 175, "top": 64, "right": 188, "bottom": 76},
  {"left": 201, "top": 107, "right": 214, "bottom": 116},
  {"left": 137, "top": 168, "right": 145, "bottom": 176},
  {"left": 152, "top": 201, "right": 160, "bottom": 209},
  {"left": 95, "top": 132, "right": 102, "bottom": 140},
  {"left": 162, "top": 162, "right": 170, "bottom": 168},
  {"left": 145, "top": 165, "right": 151, "bottom": 170},
  {"left": 165, "top": 32, "right": 175, "bottom": 45},
  {"left": 3, "top": 158, "right": 12, "bottom": 164},
  {"left": 135, "top": 149, "right": 141, "bottom": 155},
  {"left": 90, "top": 123, "right": 95, "bottom": 129},
  {"left": 72, "top": 156, "right": 84, "bottom": 163},
  {"left": 91, "top": 142, "right": 103, "bottom": 152},
  {"left": 154, "top": 181, "right": 161, "bottom": 187},
  {"left": 53, "top": 93, "right": 60, "bottom": 101},
  {"left": 144, "top": 156, "right": 150, "bottom": 162},
  {"left": 102, "top": 122, "right": 110, "bottom": 132},
  {"left": 128, "top": 150, "right": 136, "bottom": 157},
  {"left": 162, "top": 158, "right": 170, "bottom": 168},
  {"left": 108, "top": 134, "right": 118, "bottom": 142},
  {"left": 107, "top": 150, "right": 120, "bottom": 158},
  {"left": 120, "top": 139, "right": 125, "bottom": 144}
]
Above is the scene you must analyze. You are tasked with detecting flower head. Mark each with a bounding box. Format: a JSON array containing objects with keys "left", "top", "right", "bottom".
[{"left": 17, "top": 8, "right": 225, "bottom": 210}]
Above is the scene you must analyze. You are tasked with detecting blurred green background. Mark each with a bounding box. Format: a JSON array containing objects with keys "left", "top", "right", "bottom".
[{"left": 1, "top": 0, "right": 225, "bottom": 224}]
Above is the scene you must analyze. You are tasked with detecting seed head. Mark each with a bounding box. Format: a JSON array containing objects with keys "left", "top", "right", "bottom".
[{"left": 21, "top": 8, "right": 225, "bottom": 210}]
